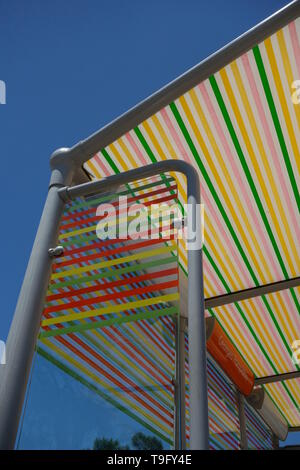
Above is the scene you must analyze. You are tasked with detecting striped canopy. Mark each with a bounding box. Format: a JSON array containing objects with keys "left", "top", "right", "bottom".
[{"left": 84, "top": 10, "right": 300, "bottom": 429}]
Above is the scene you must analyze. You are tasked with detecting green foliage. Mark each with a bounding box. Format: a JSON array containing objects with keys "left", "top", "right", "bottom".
[{"left": 93, "top": 437, "right": 129, "bottom": 450}]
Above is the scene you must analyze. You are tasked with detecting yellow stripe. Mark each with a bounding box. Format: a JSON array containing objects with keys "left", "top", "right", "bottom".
[{"left": 42, "top": 292, "right": 179, "bottom": 325}]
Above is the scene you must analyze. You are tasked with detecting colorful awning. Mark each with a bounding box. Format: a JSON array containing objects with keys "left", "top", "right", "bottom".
[{"left": 84, "top": 9, "right": 300, "bottom": 428}]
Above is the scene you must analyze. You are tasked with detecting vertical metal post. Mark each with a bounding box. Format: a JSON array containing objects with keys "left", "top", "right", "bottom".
[
  {"left": 0, "top": 150, "right": 74, "bottom": 449},
  {"left": 237, "top": 389, "right": 248, "bottom": 450}
]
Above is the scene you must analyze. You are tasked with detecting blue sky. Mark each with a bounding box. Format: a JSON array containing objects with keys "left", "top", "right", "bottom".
[{"left": 0, "top": 0, "right": 297, "bottom": 448}]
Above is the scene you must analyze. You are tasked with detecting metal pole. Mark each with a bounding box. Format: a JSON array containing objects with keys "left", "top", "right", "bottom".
[
  {"left": 59, "top": 160, "right": 210, "bottom": 450},
  {"left": 0, "top": 149, "right": 74, "bottom": 449},
  {"left": 236, "top": 390, "right": 248, "bottom": 450}
]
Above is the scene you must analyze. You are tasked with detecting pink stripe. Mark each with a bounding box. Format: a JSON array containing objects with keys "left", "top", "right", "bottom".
[
  {"left": 241, "top": 53, "right": 300, "bottom": 244},
  {"left": 289, "top": 21, "right": 300, "bottom": 78},
  {"left": 199, "top": 81, "right": 282, "bottom": 281},
  {"left": 125, "top": 132, "right": 148, "bottom": 165}
]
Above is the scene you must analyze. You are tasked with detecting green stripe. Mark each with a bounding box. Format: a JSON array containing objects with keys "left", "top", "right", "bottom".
[
  {"left": 37, "top": 346, "right": 172, "bottom": 444},
  {"left": 253, "top": 45, "right": 300, "bottom": 213},
  {"left": 209, "top": 74, "right": 291, "bottom": 281},
  {"left": 48, "top": 256, "right": 177, "bottom": 290},
  {"left": 40, "top": 306, "right": 178, "bottom": 338}
]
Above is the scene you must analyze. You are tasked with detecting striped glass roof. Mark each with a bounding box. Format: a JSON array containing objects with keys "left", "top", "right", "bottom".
[{"left": 84, "top": 11, "right": 300, "bottom": 428}]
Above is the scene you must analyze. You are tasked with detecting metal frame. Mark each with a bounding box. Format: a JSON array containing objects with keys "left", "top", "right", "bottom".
[
  {"left": 0, "top": 159, "right": 209, "bottom": 450},
  {"left": 59, "top": 160, "right": 209, "bottom": 451},
  {"left": 205, "top": 277, "right": 300, "bottom": 309}
]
